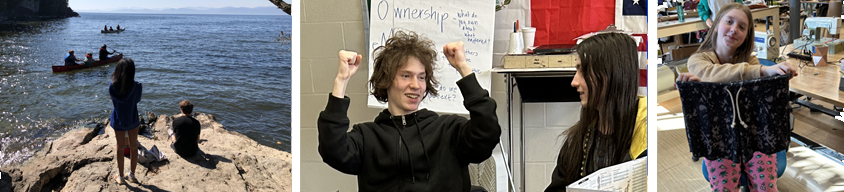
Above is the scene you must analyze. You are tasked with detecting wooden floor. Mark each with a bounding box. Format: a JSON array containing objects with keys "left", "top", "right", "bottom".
[{"left": 657, "top": 90, "right": 844, "bottom": 191}]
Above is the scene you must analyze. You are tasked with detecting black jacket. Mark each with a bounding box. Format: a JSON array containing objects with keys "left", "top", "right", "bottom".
[
  {"left": 99, "top": 49, "right": 114, "bottom": 60},
  {"left": 318, "top": 74, "right": 501, "bottom": 191}
]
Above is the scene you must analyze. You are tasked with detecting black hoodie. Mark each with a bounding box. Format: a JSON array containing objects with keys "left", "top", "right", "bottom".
[{"left": 318, "top": 74, "right": 501, "bottom": 191}]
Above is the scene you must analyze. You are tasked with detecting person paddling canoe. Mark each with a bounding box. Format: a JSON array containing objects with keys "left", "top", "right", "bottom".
[
  {"left": 100, "top": 44, "right": 117, "bottom": 60},
  {"left": 64, "top": 50, "right": 82, "bottom": 66}
]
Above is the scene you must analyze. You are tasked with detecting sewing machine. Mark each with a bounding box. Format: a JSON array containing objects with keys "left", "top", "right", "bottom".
[
  {"left": 794, "top": 17, "right": 844, "bottom": 54},
  {"left": 755, "top": 31, "right": 779, "bottom": 60}
]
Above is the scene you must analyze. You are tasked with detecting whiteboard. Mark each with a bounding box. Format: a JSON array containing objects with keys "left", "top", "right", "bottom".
[{"left": 366, "top": 0, "right": 495, "bottom": 114}]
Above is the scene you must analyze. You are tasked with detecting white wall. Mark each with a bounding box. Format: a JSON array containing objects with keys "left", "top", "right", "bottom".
[{"left": 300, "top": 0, "right": 579, "bottom": 191}]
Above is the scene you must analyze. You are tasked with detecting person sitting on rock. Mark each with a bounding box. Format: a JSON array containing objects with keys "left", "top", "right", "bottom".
[
  {"left": 64, "top": 50, "right": 82, "bottom": 66},
  {"left": 170, "top": 99, "right": 201, "bottom": 158}
]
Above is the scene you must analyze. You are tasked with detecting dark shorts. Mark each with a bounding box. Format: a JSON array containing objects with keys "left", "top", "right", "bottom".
[{"left": 170, "top": 142, "right": 198, "bottom": 158}]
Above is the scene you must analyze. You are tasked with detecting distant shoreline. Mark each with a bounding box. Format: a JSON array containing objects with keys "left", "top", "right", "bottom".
[
  {"left": 76, "top": 12, "right": 290, "bottom": 16},
  {"left": 74, "top": 6, "right": 289, "bottom": 16}
]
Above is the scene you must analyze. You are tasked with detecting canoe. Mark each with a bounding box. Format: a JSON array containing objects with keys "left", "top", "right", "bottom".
[
  {"left": 52, "top": 54, "right": 123, "bottom": 72},
  {"left": 101, "top": 28, "right": 126, "bottom": 33}
]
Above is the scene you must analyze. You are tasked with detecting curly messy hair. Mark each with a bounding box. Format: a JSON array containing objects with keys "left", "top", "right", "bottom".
[{"left": 369, "top": 30, "right": 439, "bottom": 103}]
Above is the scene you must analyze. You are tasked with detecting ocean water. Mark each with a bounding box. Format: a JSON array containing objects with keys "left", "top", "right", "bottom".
[{"left": 0, "top": 13, "right": 291, "bottom": 166}]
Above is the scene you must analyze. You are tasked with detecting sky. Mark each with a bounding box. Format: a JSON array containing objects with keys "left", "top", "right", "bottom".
[{"left": 69, "top": 0, "right": 289, "bottom": 11}]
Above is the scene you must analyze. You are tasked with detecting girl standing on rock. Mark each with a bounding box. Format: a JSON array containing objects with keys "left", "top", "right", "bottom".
[
  {"left": 109, "top": 58, "right": 142, "bottom": 184},
  {"left": 318, "top": 30, "right": 500, "bottom": 191}
]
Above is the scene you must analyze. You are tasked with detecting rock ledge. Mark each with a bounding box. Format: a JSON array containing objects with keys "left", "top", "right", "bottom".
[{"left": 0, "top": 113, "right": 292, "bottom": 192}]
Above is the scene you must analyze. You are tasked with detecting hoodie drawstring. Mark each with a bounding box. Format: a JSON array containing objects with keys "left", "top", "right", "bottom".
[
  {"left": 724, "top": 86, "right": 747, "bottom": 128},
  {"left": 414, "top": 115, "right": 431, "bottom": 180}
]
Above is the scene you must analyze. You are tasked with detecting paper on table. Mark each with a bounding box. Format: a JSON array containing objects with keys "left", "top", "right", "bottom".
[{"left": 566, "top": 157, "right": 647, "bottom": 192}]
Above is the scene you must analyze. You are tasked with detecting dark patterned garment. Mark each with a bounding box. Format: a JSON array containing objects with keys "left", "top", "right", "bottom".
[
  {"left": 587, "top": 130, "right": 622, "bottom": 174},
  {"left": 676, "top": 75, "right": 791, "bottom": 163}
]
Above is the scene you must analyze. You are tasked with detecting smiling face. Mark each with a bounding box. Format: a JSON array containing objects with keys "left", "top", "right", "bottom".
[
  {"left": 386, "top": 56, "right": 427, "bottom": 116},
  {"left": 716, "top": 9, "right": 749, "bottom": 54},
  {"left": 571, "top": 55, "right": 589, "bottom": 106}
]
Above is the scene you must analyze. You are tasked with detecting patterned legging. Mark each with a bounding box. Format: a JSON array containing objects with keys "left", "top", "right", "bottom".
[{"left": 705, "top": 151, "right": 778, "bottom": 192}]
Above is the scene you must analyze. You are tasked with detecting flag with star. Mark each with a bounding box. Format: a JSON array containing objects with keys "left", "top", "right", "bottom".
[{"left": 619, "top": 0, "right": 648, "bottom": 33}]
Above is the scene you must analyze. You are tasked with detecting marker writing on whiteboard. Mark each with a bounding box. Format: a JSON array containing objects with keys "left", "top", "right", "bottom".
[{"left": 376, "top": 0, "right": 449, "bottom": 33}]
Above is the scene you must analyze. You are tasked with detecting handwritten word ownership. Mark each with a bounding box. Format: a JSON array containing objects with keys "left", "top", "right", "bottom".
[{"left": 376, "top": 0, "right": 449, "bottom": 33}]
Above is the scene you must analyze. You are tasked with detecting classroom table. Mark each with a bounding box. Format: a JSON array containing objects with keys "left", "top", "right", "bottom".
[
  {"left": 781, "top": 44, "right": 844, "bottom": 165},
  {"left": 787, "top": 49, "right": 844, "bottom": 112}
]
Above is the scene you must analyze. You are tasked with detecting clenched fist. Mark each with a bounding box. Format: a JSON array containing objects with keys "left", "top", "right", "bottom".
[
  {"left": 443, "top": 41, "right": 472, "bottom": 77},
  {"left": 333, "top": 50, "right": 362, "bottom": 98},
  {"left": 337, "top": 50, "right": 362, "bottom": 81}
]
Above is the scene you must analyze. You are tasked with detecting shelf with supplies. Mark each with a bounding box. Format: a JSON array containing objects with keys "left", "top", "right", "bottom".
[{"left": 501, "top": 53, "right": 578, "bottom": 69}]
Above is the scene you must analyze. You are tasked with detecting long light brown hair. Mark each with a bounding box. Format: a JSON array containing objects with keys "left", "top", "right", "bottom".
[
  {"left": 556, "top": 33, "right": 641, "bottom": 185},
  {"left": 696, "top": 3, "right": 755, "bottom": 63}
]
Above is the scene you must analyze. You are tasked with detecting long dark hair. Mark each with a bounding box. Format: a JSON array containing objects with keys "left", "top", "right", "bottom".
[
  {"left": 111, "top": 58, "right": 136, "bottom": 95},
  {"left": 557, "top": 33, "right": 641, "bottom": 185},
  {"left": 695, "top": 3, "right": 755, "bottom": 63}
]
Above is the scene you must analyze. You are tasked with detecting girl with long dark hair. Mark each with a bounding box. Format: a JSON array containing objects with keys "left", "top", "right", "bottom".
[
  {"left": 109, "top": 58, "right": 142, "bottom": 184},
  {"left": 545, "top": 32, "right": 648, "bottom": 191}
]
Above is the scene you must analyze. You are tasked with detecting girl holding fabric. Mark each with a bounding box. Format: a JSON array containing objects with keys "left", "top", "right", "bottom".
[
  {"left": 678, "top": 3, "right": 797, "bottom": 192},
  {"left": 544, "top": 32, "right": 648, "bottom": 191}
]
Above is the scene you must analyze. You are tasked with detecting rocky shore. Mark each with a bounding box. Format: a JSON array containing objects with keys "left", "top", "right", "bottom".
[{"left": 0, "top": 113, "right": 292, "bottom": 192}]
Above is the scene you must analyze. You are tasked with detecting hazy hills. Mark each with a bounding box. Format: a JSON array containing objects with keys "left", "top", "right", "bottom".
[{"left": 76, "top": 6, "right": 288, "bottom": 16}]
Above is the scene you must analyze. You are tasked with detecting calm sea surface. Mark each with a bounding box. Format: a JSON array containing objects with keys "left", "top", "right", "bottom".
[{"left": 0, "top": 13, "right": 291, "bottom": 166}]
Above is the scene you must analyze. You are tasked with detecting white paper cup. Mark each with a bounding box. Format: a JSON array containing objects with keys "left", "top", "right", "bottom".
[{"left": 522, "top": 27, "right": 536, "bottom": 49}]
